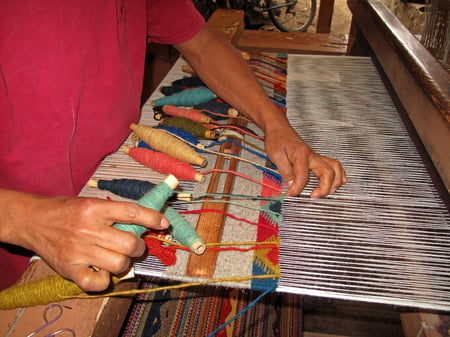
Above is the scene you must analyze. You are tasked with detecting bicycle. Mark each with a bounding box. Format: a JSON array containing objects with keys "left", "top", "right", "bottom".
[
  {"left": 231, "top": 0, "right": 316, "bottom": 32},
  {"left": 193, "top": 0, "right": 317, "bottom": 32}
]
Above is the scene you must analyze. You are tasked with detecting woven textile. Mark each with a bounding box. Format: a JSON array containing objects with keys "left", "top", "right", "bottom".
[{"left": 120, "top": 277, "right": 302, "bottom": 337}]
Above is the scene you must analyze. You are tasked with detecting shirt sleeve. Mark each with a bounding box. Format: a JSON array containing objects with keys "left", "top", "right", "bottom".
[{"left": 147, "top": 0, "right": 205, "bottom": 44}]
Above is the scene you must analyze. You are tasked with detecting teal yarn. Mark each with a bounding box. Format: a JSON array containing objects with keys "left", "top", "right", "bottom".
[
  {"left": 153, "top": 87, "right": 217, "bottom": 107},
  {"left": 113, "top": 177, "right": 176, "bottom": 237},
  {"left": 162, "top": 205, "right": 205, "bottom": 254}
]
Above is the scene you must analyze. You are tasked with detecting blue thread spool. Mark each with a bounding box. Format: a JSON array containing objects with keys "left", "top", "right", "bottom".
[{"left": 152, "top": 87, "right": 217, "bottom": 107}]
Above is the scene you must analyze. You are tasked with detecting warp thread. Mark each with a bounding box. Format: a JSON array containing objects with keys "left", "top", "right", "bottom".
[{"left": 130, "top": 123, "right": 207, "bottom": 167}]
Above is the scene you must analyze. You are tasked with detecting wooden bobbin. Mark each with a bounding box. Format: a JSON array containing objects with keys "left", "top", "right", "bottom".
[
  {"left": 88, "top": 179, "right": 99, "bottom": 188},
  {"left": 181, "top": 64, "right": 195, "bottom": 75}
]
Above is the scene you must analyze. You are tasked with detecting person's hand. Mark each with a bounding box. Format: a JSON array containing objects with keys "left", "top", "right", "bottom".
[
  {"left": 264, "top": 124, "right": 347, "bottom": 198},
  {"left": 3, "top": 192, "right": 168, "bottom": 291}
]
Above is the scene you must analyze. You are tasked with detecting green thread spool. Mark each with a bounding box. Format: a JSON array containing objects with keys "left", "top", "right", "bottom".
[
  {"left": 152, "top": 87, "right": 217, "bottom": 107},
  {"left": 159, "top": 116, "right": 216, "bottom": 139},
  {"left": 114, "top": 174, "right": 179, "bottom": 236},
  {"left": 163, "top": 206, "right": 206, "bottom": 255},
  {"left": 0, "top": 175, "right": 179, "bottom": 310}
]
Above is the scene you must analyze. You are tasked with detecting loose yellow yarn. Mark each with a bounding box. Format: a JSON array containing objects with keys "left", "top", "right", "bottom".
[
  {"left": 0, "top": 240, "right": 279, "bottom": 310},
  {"left": 73, "top": 274, "right": 281, "bottom": 300},
  {"left": 0, "top": 274, "right": 83, "bottom": 310}
]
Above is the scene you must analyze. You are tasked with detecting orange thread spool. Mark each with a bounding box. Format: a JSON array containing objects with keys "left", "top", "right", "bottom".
[{"left": 123, "top": 146, "right": 205, "bottom": 182}]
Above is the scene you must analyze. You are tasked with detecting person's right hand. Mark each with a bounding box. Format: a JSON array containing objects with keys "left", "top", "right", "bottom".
[{"left": 1, "top": 190, "right": 169, "bottom": 291}]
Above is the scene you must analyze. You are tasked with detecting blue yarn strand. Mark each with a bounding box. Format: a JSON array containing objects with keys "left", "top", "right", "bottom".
[
  {"left": 206, "top": 286, "right": 277, "bottom": 337},
  {"left": 204, "top": 139, "right": 269, "bottom": 161}
]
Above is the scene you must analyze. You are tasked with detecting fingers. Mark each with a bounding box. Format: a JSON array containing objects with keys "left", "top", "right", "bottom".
[
  {"left": 276, "top": 150, "right": 347, "bottom": 198},
  {"left": 69, "top": 265, "right": 112, "bottom": 292},
  {"left": 60, "top": 198, "right": 171, "bottom": 291},
  {"left": 101, "top": 201, "right": 170, "bottom": 231},
  {"left": 307, "top": 155, "right": 347, "bottom": 198}
]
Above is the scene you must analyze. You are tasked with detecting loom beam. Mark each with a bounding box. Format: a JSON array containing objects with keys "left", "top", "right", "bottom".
[{"left": 185, "top": 118, "right": 245, "bottom": 278}]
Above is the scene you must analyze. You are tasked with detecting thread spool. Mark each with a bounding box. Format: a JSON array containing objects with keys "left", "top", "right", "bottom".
[
  {"left": 194, "top": 101, "right": 239, "bottom": 119},
  {"left": 162, "top": 105, "right": 212, "bottom": 124},
  {"left": 113, "top": 174, "right": 179, "bottom": 236},
  {"left": 156, "top": 125, "right": 204, "bottom": 149},
  {"left": 130, "top": 123, "right": 207, "bottom": 167},
  {"left": 124, "top": 146, "right": 205, "bottom": 183},
  {"left": 163, "top": 206, "right": 206, "bottom": 255},
  {"left": 0, "top": 176, "right": 178, "bottom": 310},
  {"left": 151, "top": 87, "right": 217, "bottom": 107},
  {"left": 159, "top": 116, "right": 216, "bottom": 139},
  {"left": 88, "top": 178, "right": 157, "bottom": 200},
  {"left": 171, "top": 76, "right": 205, "bottom": 88},
  {"left": 105, "top": 175, "right": 205, "bottom": 254},
  {"left": 181, "top": 64, "right": 195, "bottom": 75}
]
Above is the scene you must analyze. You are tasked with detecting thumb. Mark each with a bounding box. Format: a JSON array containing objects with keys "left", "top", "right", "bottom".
[{"left": 271, "top": 149, "right": 309, "bottom": 196}]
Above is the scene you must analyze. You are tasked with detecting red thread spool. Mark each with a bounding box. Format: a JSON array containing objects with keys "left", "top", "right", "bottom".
[{"left": 124, "top": 146, "right": 205, "bottom": 182}]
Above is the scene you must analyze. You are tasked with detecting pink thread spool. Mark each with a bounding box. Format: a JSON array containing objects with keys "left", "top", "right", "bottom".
[{"left": 162, "top": 105, "right": 212, "bottom": 124}]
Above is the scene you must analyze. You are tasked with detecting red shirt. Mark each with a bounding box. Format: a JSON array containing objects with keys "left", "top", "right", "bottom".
[{"left": 0, "top": 0, "right": 204, "bottom": 289}]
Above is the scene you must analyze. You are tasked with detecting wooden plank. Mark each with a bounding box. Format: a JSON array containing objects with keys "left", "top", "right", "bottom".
[
  {"left": 401, "top": 312, "right": 446, "bottom": 337},
  {"left": 0, "top": 260, "right": 137, "bottom": 337},
  {"left": 316, "top": 0, "right": 336, "bottom": 33},
  {"left": 206, "top": 8, "right": 245, "bottom": 44},
  {"left": 185, "top": 122, "right": 243, "bottom": 278},
  {"left": 347, "top": 0, "right": 450, "bottom": 193},
  {"left": 347, "top": 1, "right": 450, "bottom": 336},
  {"left": 236, "top": 30, "right": 348, "bottom": 55}
]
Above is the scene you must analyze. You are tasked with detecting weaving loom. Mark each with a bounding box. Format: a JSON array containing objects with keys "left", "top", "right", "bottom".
[
  {"left": 1, "top": 1, "right": 449, "bottom": 336},
  {"left": 75, "top": 54, "right": 284, "bottom": 292},
  {"left": 73, "top": 53, "right": 449, "bottom": 312}
]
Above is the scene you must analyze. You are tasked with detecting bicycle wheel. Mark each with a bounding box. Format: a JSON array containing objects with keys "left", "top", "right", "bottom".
[{"left": 266, "top": 0, "right": 316, "bottom": 32}]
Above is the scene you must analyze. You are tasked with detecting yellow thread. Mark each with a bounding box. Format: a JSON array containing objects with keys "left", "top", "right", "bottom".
[
  {"left": 71, "top": 274, "right": 281, "bottom": 299},
  {"left": 148, "top": 235, "right": 279, "bottom": 249}
]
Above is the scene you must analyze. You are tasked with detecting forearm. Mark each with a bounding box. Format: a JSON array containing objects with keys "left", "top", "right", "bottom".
[
  {"left": 0, "top": 188, "right": 40, "bottom": 249},
  {"left": 174, "top": 25, "right": 290, "bottom": 134}
]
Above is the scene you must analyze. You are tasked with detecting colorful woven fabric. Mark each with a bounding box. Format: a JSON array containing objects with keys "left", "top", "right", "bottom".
[{"left": 120, "top": 277, "right": 302, "bottom": 337}]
